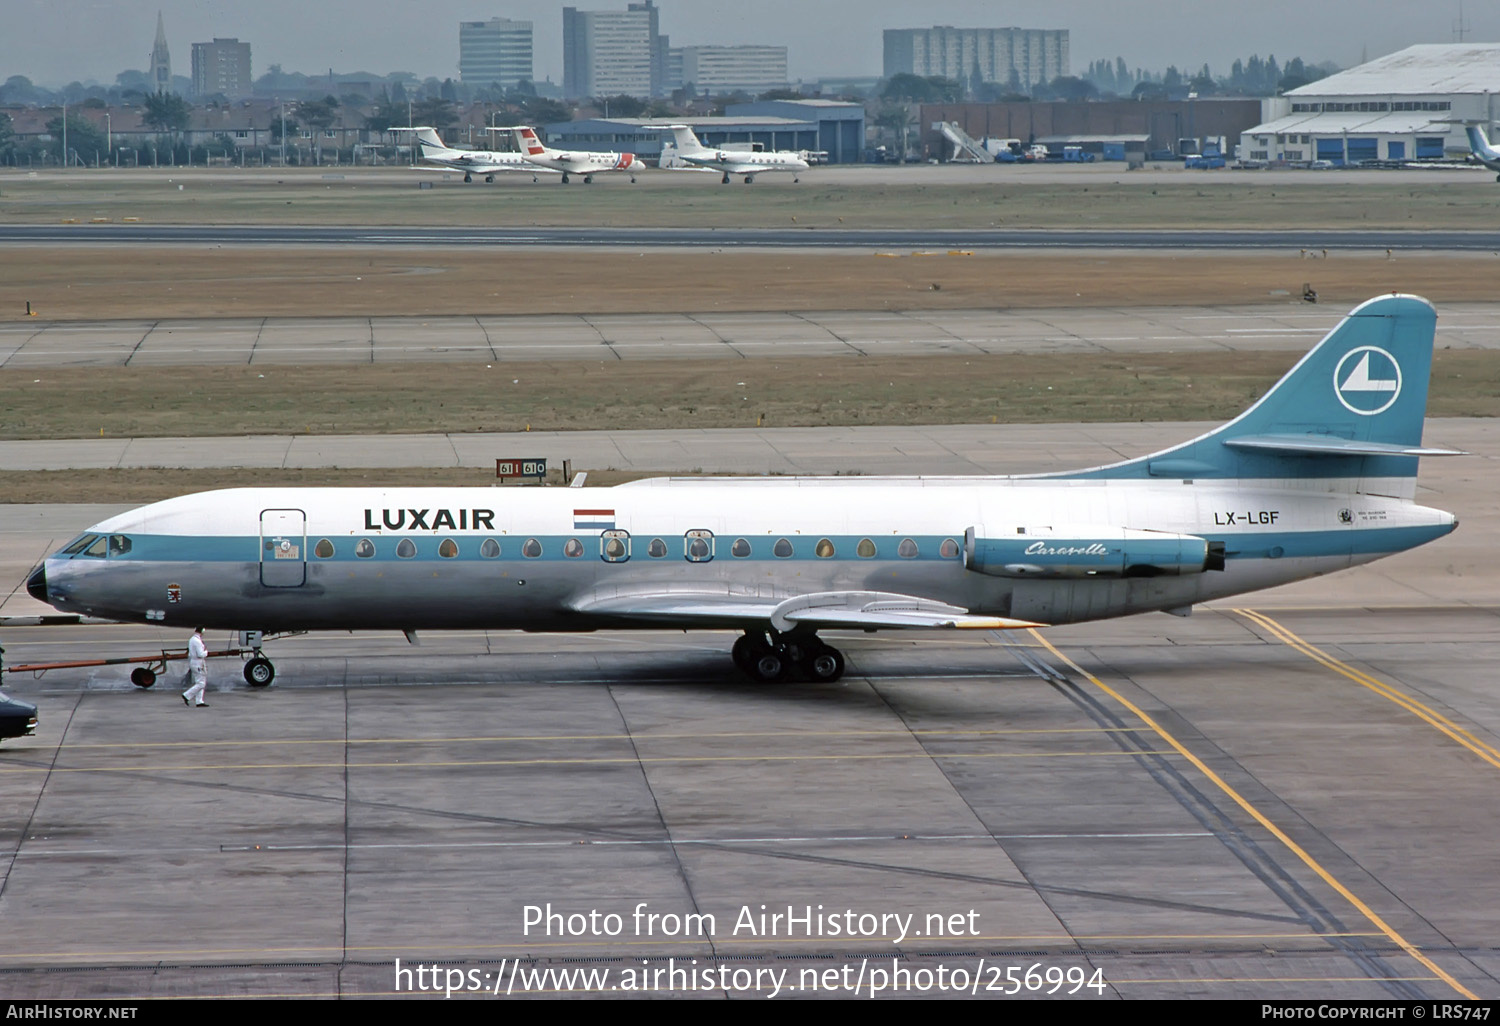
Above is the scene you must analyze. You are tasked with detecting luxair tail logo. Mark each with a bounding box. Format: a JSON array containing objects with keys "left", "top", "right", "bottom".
[{"left": 1334, "top": 345, "right": 1401, "bottom": 415}]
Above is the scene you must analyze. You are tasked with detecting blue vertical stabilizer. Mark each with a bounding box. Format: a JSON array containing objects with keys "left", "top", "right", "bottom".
[{"left": 1055, "top": 294, "right": 1457, "bottom": 483}]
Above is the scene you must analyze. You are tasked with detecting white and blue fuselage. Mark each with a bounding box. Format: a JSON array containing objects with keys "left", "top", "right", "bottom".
[{"left": 25, "top": 295, "right": 1461, "bottom": 682}]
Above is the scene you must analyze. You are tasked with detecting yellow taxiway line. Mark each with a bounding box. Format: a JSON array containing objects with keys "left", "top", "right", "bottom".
[{"left": 1027, "top": 627, "right": 1477, "bottom": 1000}]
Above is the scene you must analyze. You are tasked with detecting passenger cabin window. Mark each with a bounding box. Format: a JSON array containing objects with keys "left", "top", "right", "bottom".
[
  {"left": 856, "top": 538, "right": 877, "bottom": 558},
  {"left": 522, "top": 538, "right": 542, "bottom": 558},
  {"left": 773, "top": 538, "right": 793, "bottom": 558},
  {"left": 62, "top": 534, "right": 98, "bottom": 555},
  {"left": 108, "top": 535, "right": 132, "bottom": 557},
  {"left": 815, "top": 538, "right": 835, "bottom": 558},
  {"left": 564, "top": 538, "right": 584, "bottom": 558},
  {"left": 355, "top": 539, "right": 376, "bottom": 558},
  {"left": 314, "top": 539, "right": 335, "bottom": 559},
  {"left": 396, "top": 539, "right": 417, "bottom": 558},
  {"left": 684, "top": 530, "right": 714, "bottom": 562},
  {"left": 438, "top": 539, "right": 458, "bottom": 558},
  {"left": 731, "top": 538, "right": 751, "bottom": 558},
  {"left": 480, "top": 538, "right": 501, "bottom": 559},
  {"left": 647, "top": 538, "right": 667, "bottom": 558},
  {"left": 898, "top": 538, "right": 918, "bottom": 558},
  {"left": 601, "top": 530, "right": 629, "bottom": 562},
  {"left": 940, "top": 538, "right": 960, "bottom": 559}
]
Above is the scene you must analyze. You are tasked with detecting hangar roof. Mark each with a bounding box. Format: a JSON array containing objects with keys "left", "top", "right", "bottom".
[
  {"left": 1289, "top": 44, "right": 1500, "bottom": 96},
  {"left": 1247, "top": 112, "right": 1455, "bottom": 136}
]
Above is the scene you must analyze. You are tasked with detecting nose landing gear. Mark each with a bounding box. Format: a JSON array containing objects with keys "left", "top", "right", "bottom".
[{"left": 239, "top": 630, "right": 275, "bottom": 687}]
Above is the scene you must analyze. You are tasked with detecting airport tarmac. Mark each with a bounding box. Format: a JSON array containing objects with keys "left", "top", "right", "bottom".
[
  {"left": 2, "top": 302, "right": 1498, "bottom": 368},
  {"left": 0, "top": 422, "right": 1495, "bottom": 999}
]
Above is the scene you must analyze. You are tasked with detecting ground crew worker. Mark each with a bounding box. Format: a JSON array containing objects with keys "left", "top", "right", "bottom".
[{"left": 182, "top": 627, "right": 209, "bottom": 707}]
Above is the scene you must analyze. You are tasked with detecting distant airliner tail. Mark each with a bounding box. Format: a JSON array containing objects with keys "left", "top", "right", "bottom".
[
  {"left": 391, "top": 126, "right": 446, "bottom": 152},
  {"left": 1466, "top": 125, "right": 1500, "bottom": 164},
  {"left": 1054, "top": 294, "right": 1460, "bottom": 487},
  {"left": 511, "top": 127, "right": 548, "bottom": 156},
  {"left": 661, "top": 124, "right": 704, "bottom": 153}
]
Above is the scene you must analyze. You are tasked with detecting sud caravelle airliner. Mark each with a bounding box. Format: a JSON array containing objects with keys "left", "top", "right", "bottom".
[{"left": 24, "top": 295, "right": 1460, "bottom": 687}]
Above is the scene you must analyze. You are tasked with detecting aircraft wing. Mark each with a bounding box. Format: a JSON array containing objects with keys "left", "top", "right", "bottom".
[
  {"left": 570, "top": 589, "right": 1042, "bottom": 631},
  {"left": 717, "top": 161, "right": 779, "bottom": 174}
]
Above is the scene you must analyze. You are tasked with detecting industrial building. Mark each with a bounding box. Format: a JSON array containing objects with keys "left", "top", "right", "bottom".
[
  {"left": 542, "top": 100, "right": 863, "bottom": 163},
  {"left": 191, "top": 38, "right": 252, "bottom": 100},
  {"left": 1240, "top": 44, "right": 1500, "bottom": 163},
  {"left": 918, "top": 99, "right": 1262, "bottom": 161},
  {"left": 458, "top": 17, "right": 533, "bottom": 92},
  {"left": 884, "top": 26, "right": 1068, "bottom": 89}
]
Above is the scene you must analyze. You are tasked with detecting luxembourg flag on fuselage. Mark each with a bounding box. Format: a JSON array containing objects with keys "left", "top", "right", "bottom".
[{"left": 574, "top": 508, "right": 615, "bottom": 530}]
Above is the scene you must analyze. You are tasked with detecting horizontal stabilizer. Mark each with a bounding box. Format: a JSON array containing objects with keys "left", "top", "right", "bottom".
[{"left": 1224, "top": 435, "right": 1466, "bottom": 457}]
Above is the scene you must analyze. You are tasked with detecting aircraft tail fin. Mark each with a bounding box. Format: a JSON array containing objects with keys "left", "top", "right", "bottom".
[
  {"left": 1053, "top": 294, "right": 1461, "bottom": 489},
  {"left": 665, "top": 125, "right": 703, "bottom": 152},
  {"left": 510, "top": 126, "right": 548, "bottom": 156},
  {"left": 1466, "top": 125, "right": 1500, "bottom": 163},
  {"left": 390, "top": 126, "right": 446, "bottom": 152}
]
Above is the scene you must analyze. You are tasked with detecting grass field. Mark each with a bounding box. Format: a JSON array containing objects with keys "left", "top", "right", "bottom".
[
  {"left": 2, "top": 165, "right": 1498, "bottom": 230},
  {"left": 2, "top": 349, "right": 1495, "bottom": 442}
]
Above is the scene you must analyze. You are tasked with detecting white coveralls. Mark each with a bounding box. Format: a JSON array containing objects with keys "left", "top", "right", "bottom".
[{"left": 183, "top": 632, "right": 209, "bottom": 706}]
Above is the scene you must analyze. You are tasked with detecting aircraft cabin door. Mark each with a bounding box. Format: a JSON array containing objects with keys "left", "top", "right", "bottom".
[{"left": 260, "top": 509, "right": 307, "bottom": 588}]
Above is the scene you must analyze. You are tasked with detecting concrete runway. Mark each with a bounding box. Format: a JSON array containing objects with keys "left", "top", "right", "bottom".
[
  {"left": 7, "top": 223, "right": 1500, "bottom": 250},
  {"left": 2, "top": 302, "right": 1498, "bottom": 369},
  {"left": 0, "top": 421, "right": 1494, "bottom": 999}
]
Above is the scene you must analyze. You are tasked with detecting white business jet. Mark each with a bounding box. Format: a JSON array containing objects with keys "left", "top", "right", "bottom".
[{"left": 654, "top": 124, "right": 809, "bottom": 183}]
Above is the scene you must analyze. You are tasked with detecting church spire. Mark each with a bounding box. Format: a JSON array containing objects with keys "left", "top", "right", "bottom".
[{"left": 151, "top": 11, "right": 171, "bottom": 93}]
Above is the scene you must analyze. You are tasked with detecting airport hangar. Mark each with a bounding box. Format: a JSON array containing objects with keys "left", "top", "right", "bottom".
[
  {"left": 1240, "top": 43, "right": 1500, "bottom": 165},
  {"left": 543, "top": 98, "right": 866, "bottom": 163}
]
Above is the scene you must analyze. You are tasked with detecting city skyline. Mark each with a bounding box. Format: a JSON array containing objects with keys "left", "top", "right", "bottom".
[{"left": 3, "top": 0, "right": 1493, "bottom": 91}]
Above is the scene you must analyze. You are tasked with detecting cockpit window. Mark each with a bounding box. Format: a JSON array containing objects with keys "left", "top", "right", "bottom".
[
  {"left": 108, "top": 535, "right": 132, "bottom": 557},
  {"left": 62, "top": 534, "right": 98, "bottom": 555},
  {"left": 83, "top": 536, "right": 109, "bottom": 558}
]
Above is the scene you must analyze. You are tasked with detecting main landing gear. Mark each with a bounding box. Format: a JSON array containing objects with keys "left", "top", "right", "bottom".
[
  {"left": 731, "top": 631, "right": 845, "bottom": 683},
  {"left": 485, "top": 174, "right": 495, "bottom": 183},
  {"left": 463, "top": 172, "right": 472, "bottom": 183},
  {"left": 721, "top": 172, "right": 731, "bottom": 184},
  {"left": 561, "top": 172, "right": 570, "bottom": 184}
]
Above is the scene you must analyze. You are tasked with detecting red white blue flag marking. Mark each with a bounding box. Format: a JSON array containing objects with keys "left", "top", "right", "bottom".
[{"left": 574, "top": 509, "right": 615, "bottom": 530}]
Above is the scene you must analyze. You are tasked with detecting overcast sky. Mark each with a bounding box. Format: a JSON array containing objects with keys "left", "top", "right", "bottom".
[{"left": 5, "top": 1, "right": 1494, "bottom": 88}]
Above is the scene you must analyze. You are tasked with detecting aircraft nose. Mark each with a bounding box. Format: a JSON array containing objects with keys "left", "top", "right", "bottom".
[{"left": 25, "top": 564, "right": 46, "bottom": 603}]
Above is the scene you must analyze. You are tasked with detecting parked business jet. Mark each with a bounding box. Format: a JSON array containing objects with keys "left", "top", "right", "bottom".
[
  {"left": 654, "top": 124, "right": 809, "bottom": 183},
  {"left": 23, "top": 295, "right": 1459, "bottom": 687},
  {"left": 1464, "top": 124, "right": 1500, "bottom": 179},
  {"left": 393, "top": 126, "right": 555, "bottom": 183},
  {"left": 496, "top": 126, "right": 645, "bottom": 184}
]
